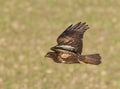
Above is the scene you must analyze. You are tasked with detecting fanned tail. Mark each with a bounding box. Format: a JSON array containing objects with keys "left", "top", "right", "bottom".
[{"left": 80, "top": 54, "right": 101, "bottom": 65}]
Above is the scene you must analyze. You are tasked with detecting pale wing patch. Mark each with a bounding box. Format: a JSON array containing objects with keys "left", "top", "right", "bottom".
[
  {"left": 61, "top": 53, "right": 71, "bottom": 59},
  {"left": 55, "top": 45, "right": 75, "bottom": 49}
]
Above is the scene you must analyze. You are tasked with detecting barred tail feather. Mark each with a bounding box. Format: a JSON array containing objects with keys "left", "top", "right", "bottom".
[{"left": 80, "top": 54, "right": 101, "bottom": 65}]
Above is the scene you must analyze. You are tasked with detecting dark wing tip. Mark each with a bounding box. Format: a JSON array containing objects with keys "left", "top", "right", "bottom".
[
  {"left": 57, "top": 21, "right": 89, "bottom": 44},
  {"left": 64, "top": 22, "right": 89, "bottom": 32},
  {"left": 65, "top": 24, "right": 73, "bottom": 31},
  {"left": 71, "top": 22, "right": 89, "bottom": 33},
  {"left": 72, "top": 22, "right": 81, "bottom": 29}
]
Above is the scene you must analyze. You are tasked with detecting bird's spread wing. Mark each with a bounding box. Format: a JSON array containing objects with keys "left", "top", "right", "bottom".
[{"left": 57, "top": 22, "right": 89, "bottom": 54}]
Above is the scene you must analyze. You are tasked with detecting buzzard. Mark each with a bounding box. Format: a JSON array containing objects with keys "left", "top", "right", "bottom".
[{"left": 45, "top": 22, "right": 101, "bottom": 65}]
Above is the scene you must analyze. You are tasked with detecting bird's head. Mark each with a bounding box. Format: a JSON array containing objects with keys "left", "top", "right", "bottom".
[{"left": 45, "top": 52, "right": 57, "bottom": 58}]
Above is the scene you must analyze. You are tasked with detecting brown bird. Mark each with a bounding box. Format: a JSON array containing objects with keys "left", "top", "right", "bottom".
[{"left": 45, "top": 22, "right": 101, "bottom": 65}]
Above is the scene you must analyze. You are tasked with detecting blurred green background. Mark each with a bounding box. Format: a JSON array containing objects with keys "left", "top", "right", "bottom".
[{"left": 0, "top": 0, "right": 120, "bottom": 89}]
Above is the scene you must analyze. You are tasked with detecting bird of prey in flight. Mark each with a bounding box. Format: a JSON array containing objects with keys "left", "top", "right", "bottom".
[{"left": 45, "top": 22, "right": 101, "bottom": 65}]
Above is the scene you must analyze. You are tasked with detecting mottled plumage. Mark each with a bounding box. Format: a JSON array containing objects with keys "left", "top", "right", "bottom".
[{"left": 45, "top": 22, "right": 101, "bottom": 65}]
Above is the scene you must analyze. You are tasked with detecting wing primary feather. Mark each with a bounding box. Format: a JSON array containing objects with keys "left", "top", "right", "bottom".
[
  {"left": 77, "top": 22, "right": 86, "bottom": 29},
  {"left": 65, "top": 24, "right": 73, "bottom": 31},
  {"left": 77, "top": 22, "right": 89, "bottom": 33},
  {"left": 83, "top": 25, "right": 89, "bottom": 30},
  {"left": 58, "top": 24, "right": 73, "bottom": 37},
  {"left": 72, "top": 22, "right": 81, "bottom": 29},
  {"left": 63, "top": 24, "right": 73, "bottom": 33},
  {"left": 70, "top": 22, "right": 89, "bottom": 32},
  {"left": 76, "top": 22, "right": 85, "bottom": 29}
]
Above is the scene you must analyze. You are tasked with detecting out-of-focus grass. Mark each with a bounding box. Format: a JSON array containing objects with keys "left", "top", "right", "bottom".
[{"left": 0, "top": 0, "right": 120, "bottom": 89}]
